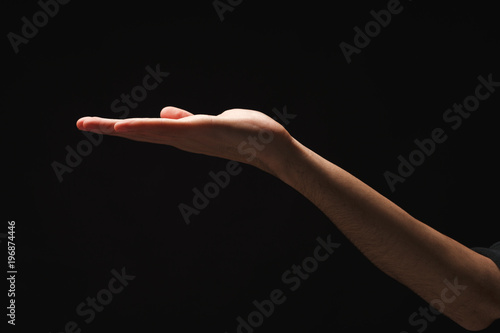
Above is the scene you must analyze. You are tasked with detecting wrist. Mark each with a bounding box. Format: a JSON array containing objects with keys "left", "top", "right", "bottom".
[{"left": 264, "top": 134, "right": 314, "bottom": 187}]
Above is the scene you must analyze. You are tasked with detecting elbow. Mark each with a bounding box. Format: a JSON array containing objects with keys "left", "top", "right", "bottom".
[
  {"left": 459, "top": 319, "right": 495, "bottom": 332},
  {"left": 454, "top": 260, "right": 500, "bottom": 331},
  {"left": 452, "top": 300, "right": 500, "bottom": 331},
  {"left": 458, "top": 317, "right": 497, "bottom": 332}
]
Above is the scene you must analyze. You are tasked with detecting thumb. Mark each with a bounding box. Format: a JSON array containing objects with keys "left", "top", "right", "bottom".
[{"left": 160, "top": 106, "right": 194, "bottom": 119}]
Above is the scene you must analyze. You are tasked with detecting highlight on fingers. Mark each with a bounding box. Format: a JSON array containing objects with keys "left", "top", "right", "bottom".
[{"left": 75, "top": 106, "right": 193, "bottom": 135}]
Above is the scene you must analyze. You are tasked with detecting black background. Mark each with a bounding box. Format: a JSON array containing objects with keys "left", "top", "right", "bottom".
[{"left": 3, "top": 0, "right": 500, "bottom": 332}]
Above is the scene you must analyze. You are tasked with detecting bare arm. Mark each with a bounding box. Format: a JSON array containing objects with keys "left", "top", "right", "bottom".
[
  {"left": 275, "top": 137, "right": 500, "bottom": 331},
  {"left": 77, "top": 106, "right": 500, "bottom": 330}
]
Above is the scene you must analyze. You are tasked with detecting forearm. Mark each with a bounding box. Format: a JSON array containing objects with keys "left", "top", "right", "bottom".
[{"left": 272, "top": 137, "right": 500, "bottom": 330}]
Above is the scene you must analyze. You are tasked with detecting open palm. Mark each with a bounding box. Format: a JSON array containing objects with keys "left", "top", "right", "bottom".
[{"left": 76, "top": 106, "right": 292, "bottom": 173}]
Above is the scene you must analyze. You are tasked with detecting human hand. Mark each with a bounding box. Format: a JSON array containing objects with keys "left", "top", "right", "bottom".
[{"left": 76, "top": 106, "right": 295, "bottom": 175}]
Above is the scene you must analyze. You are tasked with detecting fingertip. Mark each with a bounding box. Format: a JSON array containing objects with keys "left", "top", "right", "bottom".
[
  {"left": 160, "top": 106, "right": 193, "bottom": 119},
  {"left": 113, "top": 120, "right": 129, "bottom": 132},
  {"left": 76, "top": 117, "right": 90, "bottom": 130}
]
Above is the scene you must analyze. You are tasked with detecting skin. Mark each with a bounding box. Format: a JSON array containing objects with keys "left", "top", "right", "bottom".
[{"left": 77, "top": 106, "right": 500, "bottom": 330}]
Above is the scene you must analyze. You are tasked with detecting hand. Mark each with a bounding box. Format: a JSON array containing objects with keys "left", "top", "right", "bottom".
[{"left": 76, "top": 106, "right": 294, "bottom": 175}]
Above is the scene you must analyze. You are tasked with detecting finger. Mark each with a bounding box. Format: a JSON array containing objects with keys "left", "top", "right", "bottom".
[
  {"left": 76, "top": 117, "right": 86, "bottom": 130},
  {"left": 77, "top": 117, "right": 123, "bottom": 134},
  {"left": 113, "top": 118, "right": 185, "bottom": 135},
  {"left": 160, "top": 106, "right": 193, "bottom": 119}
]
